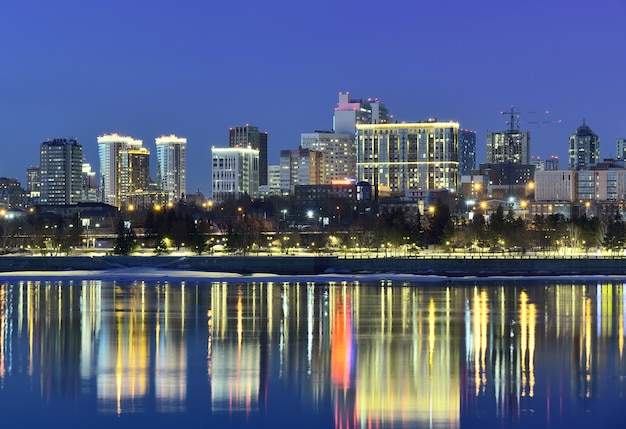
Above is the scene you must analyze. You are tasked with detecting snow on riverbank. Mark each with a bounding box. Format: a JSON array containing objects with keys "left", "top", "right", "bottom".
[{"left": 1, "top": 267, "right": 626, "bottom": 284}]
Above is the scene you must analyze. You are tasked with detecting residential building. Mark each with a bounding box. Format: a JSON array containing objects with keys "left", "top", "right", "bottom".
[
  {"left": 259, "top": 165, "right": 282, "bottom": 197},
  {"left": 616, "top": 137, "right": 626, "bottom": 160},
  {"left": 356, "top": 120, "right": 459, "bottom": 197},
  {"left": 82, "top": 162, "right": 99, "bottom": 202},
  {"left": 568, "top": 119, "right": 599, "bottom": 169},
  {"left": 486, "top": 129, "right": 530, "bottom": 164},
  {"left": 458, "top": 129, "right": 476, "bottom": 176},
  {"left": 156, "top": 134, "right": 187, "bottom": 203},
  {"left": 211, "top": 147, "right": 259, "bottom": 202},
  {"left": 40, "top": 137, "right": 83, "bottom": 205},
  {"left": 26, "top": 166, "right": 40, "bottom": 206},
  {"left": 0, "top": 177, "right": 26, "bottom": 209},
  {"left": 279, "top": 148, "right": 323, "bottom": 195},
  {"left": 300, "top": 131, "right": 355, "bottom": 183},
  {"left": 333, "top": 92, "right": 391, "bottom": 134},
  {"left": 97, "top": 133, "right": 150, "bottom": 209},
  {"left": 229, "top": 125, "right": 268, "bottom": 186}
]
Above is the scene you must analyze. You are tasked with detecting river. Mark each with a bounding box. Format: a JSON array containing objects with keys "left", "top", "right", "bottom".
[{"left": 0, "top": 275, "right": 624, "bottom": 428}]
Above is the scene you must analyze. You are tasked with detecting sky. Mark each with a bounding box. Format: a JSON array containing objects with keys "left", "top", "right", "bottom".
[{"left": 1, "top": 0, "right": 625, "bottom": 195}]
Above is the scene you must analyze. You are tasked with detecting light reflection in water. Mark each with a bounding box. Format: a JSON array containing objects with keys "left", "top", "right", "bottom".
[{"left": 0, "top": 279, "right": 625, "bottom": 428}]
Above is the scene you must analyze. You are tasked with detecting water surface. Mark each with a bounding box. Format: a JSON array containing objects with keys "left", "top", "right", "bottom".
[{"left": 0, "top": 277, "right": 625, "bottom": 428}]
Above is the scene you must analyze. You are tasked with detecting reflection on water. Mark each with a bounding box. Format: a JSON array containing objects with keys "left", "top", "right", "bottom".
[{"left": 0, "top": 278, "right": 625, "bottom": 428}]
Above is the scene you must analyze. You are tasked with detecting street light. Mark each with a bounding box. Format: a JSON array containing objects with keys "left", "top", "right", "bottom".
[{"left": 520, "top": 200, "right": 527, "bottom": 221}]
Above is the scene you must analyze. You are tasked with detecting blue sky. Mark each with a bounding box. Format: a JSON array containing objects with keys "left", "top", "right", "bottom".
[{"left": 1, "top": 0, "right": 625, "bottom": 194}]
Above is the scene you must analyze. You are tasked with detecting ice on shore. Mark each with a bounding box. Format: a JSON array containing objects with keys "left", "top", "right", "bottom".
[{"left": 1, "top": 266, "right": 625, "bottom": 284}]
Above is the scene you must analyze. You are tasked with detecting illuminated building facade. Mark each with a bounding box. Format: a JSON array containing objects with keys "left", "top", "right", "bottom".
[
  {"left": 486, "top": 130, "right": 530, "bottom": 164},
  {"left": 82, "top": 162, "right": 99, "bottom": 202},
  {"left": 279, "top": 147, "right": 323, "bottom": 195},
  {"left": 301, "top": 131, "right": 356, "bottom": 183},
  {"left": 356, "top": 120, "right": 459, "bottom": 196},
  {"left": 229, "top": 125, "right": 268, "bottom": 186},
  {"left": 333, "top": 92, "right": 391, "bottom": 135},
  {"left": 569, "top": 120, "right": 599, "bottom": 169},
  {"left": 98, "top": 133, "right": 150, "bottom": 209},
  {"left": 156, "top": 134, "right": 187, "bottom": 203},
  {"left": 211, "top": 146, "right": 259, "bottom": 202},
  {"left": 40, "top": 137, "right": 83, "bottom": 205}
]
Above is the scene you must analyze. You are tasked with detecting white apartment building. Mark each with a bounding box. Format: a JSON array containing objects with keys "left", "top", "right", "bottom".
[
  {"left": 156, "top": 134, "right": 187, "bottom": 203},
  {"left": 333, "top": 92, "right": 391, "bottom": 134},
  {"left": 211, "top": 147, "right": 259, "bottom": 202},
  {"left": 98, "top": 133, "right": 149, "bottom": 208}
]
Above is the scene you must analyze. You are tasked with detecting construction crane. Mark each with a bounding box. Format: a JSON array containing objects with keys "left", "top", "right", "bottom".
[{"left": 501, "top": 105, "right": 562, "bottom": 131}]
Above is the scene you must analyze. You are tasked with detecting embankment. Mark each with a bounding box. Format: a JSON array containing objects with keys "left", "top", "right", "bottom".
[{"left": 1, "top": 255, "right": 626, "bottom": 276}]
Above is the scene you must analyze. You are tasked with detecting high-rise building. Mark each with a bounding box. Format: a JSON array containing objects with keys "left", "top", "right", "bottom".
[
  {"left": 97, "top": 133, "right": 150, "bottom": 209},
  {"left": 300, "top": 131, "right": 355, "bottom": 183},
  {"left": 532, "top": 155, "right": 560, "bottom": 171},
  {"left": 229, "top": 125, "right": 268, "bottom": 186},
  {"left": 82, "top": 162, "right": 99, "bottom": 202},
  {"left": 211, "top": 147, "right": 259, "bottom": 202},
  {"left": 458, "top": 129, "right": 476, "bottom": 176},
  {"left": 356, "top": 120, "right": 459, "bottom": 196},
  {"left": 616, "top": 138, "right": 626, "bottom": 160},
  {"left": 0, "top": 177, "right": 25, "bottom": 209},
  {"left": 486, "top": 130, "right": 530, "bottom": 164},
  {"left": 569, "top": 120, "right": 599, "bottom": 170},
  {"left": 279, "top": 148, "right": 323, "bottom": 195},
  {"left": 26, "top": 166, "right": 41, "bottom": 206},
  {"left": 333, "top": 92, "right": 391, "bottom": 135},
  {"left": 40, "top": 137, "right": 83, "bottom": 205},
  {"left": 156, "top": 134, "right": 187, "bottom": 203},
  {"left": 259, "top": 165, "right": 282, "bottom": 197}
]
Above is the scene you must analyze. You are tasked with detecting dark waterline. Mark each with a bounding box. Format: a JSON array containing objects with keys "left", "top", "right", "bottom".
[{"left": 0, "top": 277, "right": 625, "bottom": 428}]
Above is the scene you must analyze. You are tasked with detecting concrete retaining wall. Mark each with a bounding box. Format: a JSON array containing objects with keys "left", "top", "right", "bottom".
[{"left": 1, "top": 255, "right": 626, "bottom": 276}]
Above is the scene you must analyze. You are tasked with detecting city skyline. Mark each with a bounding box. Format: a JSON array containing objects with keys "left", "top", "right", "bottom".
[{"left": 1, "top": 0, "right": 624, "bottom": 194}]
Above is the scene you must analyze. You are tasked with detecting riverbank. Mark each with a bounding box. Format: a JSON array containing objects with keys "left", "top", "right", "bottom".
[{"left": 1, "top": 254, "right": 626, "bottom": 276}]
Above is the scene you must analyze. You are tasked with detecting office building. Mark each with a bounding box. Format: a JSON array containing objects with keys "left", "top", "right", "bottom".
[
  {"left": 229, "top": 125, "right": 268, "bottom": 186},
  {"left": 534, "top": 170, "right": 576, "bottom": 202},
  {"left": 300, "top": 131, "right": 355, "bottom": 183},
  {"left": 40, "top": 137, "right": 84, "bottom": 205},
  {"left": 475, "top": 162, "right": 535, "bottom": 201},
  {"left": 279, "top": 148, "right": 323, "bottom": 195},
  {"left": 356, "top": 120, "right": 459, "bottom": 196},
  {"left": 333, "top": 92, "right": 391, "bottom": 135},
  {"left": 458, "top": 129, "right": 476, "bottom": 176},
  {"left": 156, "top": 134, "right": 187, "bottom": 203},
  {"left": 211, "top": 147, "right": 259, "bottom": 202},
  {"left": 568, "top": 119, "right": 599, "bottom": 169},
  {"left": 98, "top": 133, "right": 150, "bottom": 209}
]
